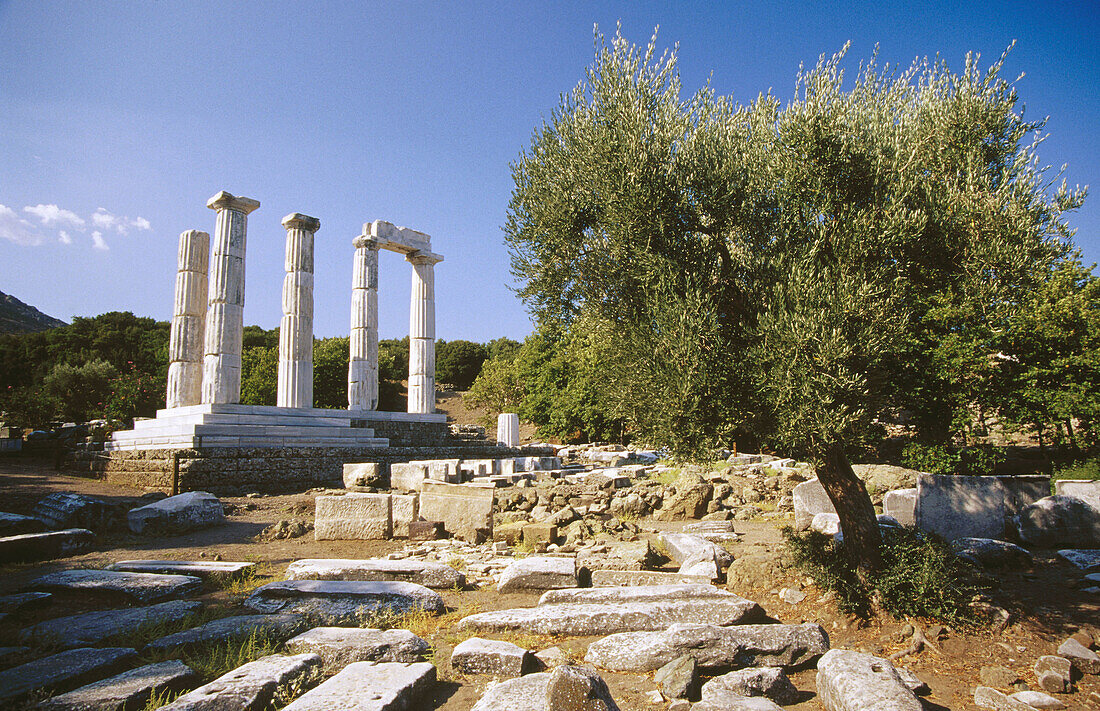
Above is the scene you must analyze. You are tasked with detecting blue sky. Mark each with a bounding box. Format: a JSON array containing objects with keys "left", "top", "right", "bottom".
[{"left": 1, "top": 1, "right": 1097, "bottom": 341}]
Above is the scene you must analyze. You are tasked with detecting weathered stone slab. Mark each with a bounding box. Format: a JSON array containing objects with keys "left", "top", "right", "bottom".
[
  {"left": 0, "top": 647, "right": 138, "bottom": 705},
  {"left": 144, "top": 614, "right": 304, "bottom": 654},
  {"left": 408, "top": 520, "right": 444, "bottom": 541},
  {"left": 451, "top": 637, "right": 533, "bottom": 677},
  {"left": 537, "top": 584, "right": 748, "bottom": 607},
  {"left": 811, "top": 512, "right": 841, "bottom": 536},
  {"left": 33, "top": 493, "right": 115, "bottom": 531},
  {"left": 816, "top": 649, "right": 921, "bottom": 711},
  {"left": 108, "top": 559, "right": 255, "bottom": 578},
  {"left": 1057, "top": 637, "right": 1100, "bottom": 674},
  {"left": 158, "top": 653, "right": 322, "bottom": 711},
  {"left": 683, "top": 520, "right": 740, "bottom": 543},
  {"left": 1034, "top": 655, "right": 1072, "bottom": 694},
  {"left": 974, "top": 686, "right": 1035, "bottom": 711},
  {"left": 916, "top": 474, "right": 1049, "bottom": 542},
  {"left": 243, "top": 580, "right": 444, "bottom": 623},
  {"left": 280, "top": 660, "right": 435, "bottom": 710},
  {"left": 659, "top": 532, "right": 734, "bottom": 568},
  {"left": 1055, "top": 479, "right": 1100, "bottom": 511},
  {"left": 1015, "top": 495, "right": 1100, "bottom": 547},
  {"left": 1056, "top": 549, "right": 1100, "bottom": 572},
  {"left": 30, "top": 569, "right": 202, "bottom": 604},
  {"left": 390, "top": 462, "right": 429, "bottom": 491},
  {"left": 701, "top": 667, "right": 798, "bottom": 705},
  {"left": 498, "top": 556, "right": 577, "bottom": 593},
  {"left": 575, "top": 540, "right": 656, "bottom": 572},
  {"left": 344, "top": 462, "right": 384, "bottom": 489},
  {"left": 884, "top": 488, "right": 917, "bottom": 527},
  {"left": 952, "top": 538, "right": 1033, "bottom": 568},
  {"left": 0, "top": 591, "right": 51, "bottom": 613},
  {"left": 285, "top": 558, "right": 464, "bottom": 589},
  {"left": 470, "top": 665, "right": 619, "bottom": 711},
  {"left": 0, "top": 511, "right": 47, "bottom": 535},
  {"left": 692, "top": 696, "right": 783, "bottom": 711},
  {"left": 589, "top": 569, "right": 711, "bottom": 587},
  {"left": 315, "top": 493, "right": 392, "bottom": 540},
  {"left": 127, "top": 491, "right": 225, "bottom": 535},
  {"left": 20, "top": 600, "right": 202, "bottom": 649},
  {"left": 793, "top": 478, "right": 835, "bottom": 531},
  {"left": 38, "top": 659, "right": 197, "bottom": 711},
  {"left": 392, "top": 494, "right": 418, "bottom": 538},
  {"left": 0, "top": 528, "right": 94, "bottom": 562},
  {"left": 285, "top": 627, "right": 430, "bottom": 669},
  {"left": 1009, "top": 690, "right": 1067, "bottom": 709},
  {"left": 459, "top": 598, "right": 763, "bottom": 636},
  {"left": 418, "top": 481, "right": 494, "bottom": 542},
  {"left": 584, "top": 622, "right": 828, "bottom": 672}
]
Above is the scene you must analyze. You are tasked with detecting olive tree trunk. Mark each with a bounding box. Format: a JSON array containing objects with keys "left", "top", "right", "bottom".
[{"left": 816, "top": 441, "right": 883, "bottom": 577}]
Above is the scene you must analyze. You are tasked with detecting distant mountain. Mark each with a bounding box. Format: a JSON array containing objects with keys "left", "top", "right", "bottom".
[{"left": 0, "top": 291, "right": 67, "bottom": 334}]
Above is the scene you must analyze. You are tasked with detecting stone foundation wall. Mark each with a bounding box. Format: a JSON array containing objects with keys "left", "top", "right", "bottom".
[{"left": 67, "top": 441, "right": 538, "bottom": 496}]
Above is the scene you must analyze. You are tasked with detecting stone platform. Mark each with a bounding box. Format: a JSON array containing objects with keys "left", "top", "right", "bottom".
[{"left": 105, "top": 404, "right": 445, "bottom": 451}]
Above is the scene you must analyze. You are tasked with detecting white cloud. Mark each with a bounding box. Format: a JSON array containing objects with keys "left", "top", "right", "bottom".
[
  {"left": 0, "top": 204, "right": 45, "bottom": 246},
  {"left": 92, "top": 208, "right": 119, "bottom": 231},
  {"left": 23, "top": 203, "right": 85, "bottom": 229},
  {"left": 91, "top": 230, "right": 109, "bottom": 251},
  {"left": 91, "top": 208, "right": 151, "bottom": 235},
  {"left": 58, "top": 230, "right": 72, "bottom": 245}
]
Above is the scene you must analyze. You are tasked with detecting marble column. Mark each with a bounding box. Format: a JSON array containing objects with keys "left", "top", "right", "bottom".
[
  {"left": 347, "top": 235, "right": 381, "bottom": 410},
  {"left": 166, "top": 230, "right": 210, "bottom": 409},
  {"left": 406, "top": 251, "right": 443, "bottom": 414},
  {"left": 277, "top": 213, "right": 320, "bottom": 409},
  {"left": 202, "top": 190, "right": 260, "bottom": 405}
]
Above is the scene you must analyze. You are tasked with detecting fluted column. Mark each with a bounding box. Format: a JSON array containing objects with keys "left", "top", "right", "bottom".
[
  {"left": 166, "top": 230, "right": 210, "bottom": 408},
  {"left": 406, "top": 250, "right": 443, "bottom": 414},
  {"left": 202, "top": 190, "right": 260, "bottom": 405},
  {"left": 348, "top": 235, "right": 381, "bottom": 410},
  {"left": 277, "top": 213, "right": 320, "bottom": 409}
]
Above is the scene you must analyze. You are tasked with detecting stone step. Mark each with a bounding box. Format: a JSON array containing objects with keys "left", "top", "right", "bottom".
[
  {"left": 285, "top": 558, "right": 465, "bottom": 589},
  {"left": 144, "top": 614, "right": 304, "bottom": 654},
  {"left": 243, "top": 580, "right": 445, "bottom": 624},
  {"left": 458, "top": 597, "right": 764, "bottom": 637},
  {"left": 37, "top": 659, "right": 197, "bottom": 711},
  {"left": 284, "top": 627, "right": 430, "bottom": 669},
  {"left": 0, "top": 647, "right": 138, "bottom": 705},
  {"left": 537, "top": 583, "right": 744, "bottom": 607},
  {"left": 589, "top": 570, "right": 711, "bottom": 587},
  {"left": 29, "top": 569, "right": 203, "bottom": 604},
  {"left": 108, "top": 559, "right": 255, "bottom": 578},
  {"left": 451, "top": 637, "right": 535, "bottom": 677},
  {"left": 497, "top": 556, "right": 578, "bottom": 593},
  {"left": 157, "top": 653, "right": 322, "bottom": 711},
  {"left": 280, "top": 661, "right": 436, "bottom": 710},
  {"left": 20, "top": 600, "right": 202, "bottom": 649}
]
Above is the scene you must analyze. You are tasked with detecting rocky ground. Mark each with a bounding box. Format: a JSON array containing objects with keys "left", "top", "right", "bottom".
[{"left": 0, "top": 453, "right": 1098, "bottom": 710}]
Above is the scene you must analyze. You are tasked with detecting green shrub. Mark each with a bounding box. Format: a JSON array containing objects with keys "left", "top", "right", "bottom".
[
  {"left": 1052, "top": 456, "right": 1100, "bottom": 493},
  {"left": 901, "top": 442, "right": 1004, "bottom": 476}
]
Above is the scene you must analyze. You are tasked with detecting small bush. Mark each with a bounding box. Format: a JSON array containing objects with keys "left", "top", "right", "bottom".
[
  {"left": 1053, "top": 456, "right": 1100, "bottom": 493},
  {"left": 901, "top": 442, "right": 1004, "bottom": 476}
]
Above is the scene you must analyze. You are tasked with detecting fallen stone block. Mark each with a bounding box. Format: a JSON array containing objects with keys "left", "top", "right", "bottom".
[
  {"left": 691, "top": 696, "right": 783, "bottom": 711},
  {"left": 1010, "top": 690, "right": 1066, "bottom": 709},
  {"left": 280, "top": 660, "right": 434, "bottom": 711},
  {"left": 811, "top": 512, "right": 841, "bottom": 536},
  {"left": 953, "top": 538, "right": 1033, "bottom": 568},
  {"left": 974, "top": 686, "right": 1034, "bottom": 710},
  {"left": 884, "top": 488, "right": 917, "bottom": 527},
  {"left": 816, "top": 649, "right": 921, "bottom": 711},
  {"left": 916, "top": 474, "right": 1049, "bottom": 542},
  {"left": 1057, "top": 637, "right": 1100, "bottom": 674},
  {"left": 38, "top": 659, "right": 197, "bottom": 711},
  {"left": 390, "top": 462, "right": 429, "bottom": 491},
  {"left": 470, "top": 665, "right": 620, "bottom": 711},
  {"left": 408, "top": 520, "right": 445, "bottom": 541},
  {"left": 0, "top": 591, "right": 51, "bottom": 613},
  {"left": 576, "top": 540, "right": 657, "bottom": 572},
  {"left": 391, "top": 493, "right": 418, "bottom": 538},
  {"left": 701, "top": 667, "right": 798, "bottom": 705},
  {"left": 0, "top": 511, "right": 47, "bottom": 536},
  {"left": 537, "top": 583, "right": 750, "bottom": 607},
  {"left": 1015, "top": 496, "right": 1100, "bottom": 548},
  {"left": 1056, "top": 549, "right": 1100, "bottom": 572},
  {"left": 658, "top": 532, "right": 734, "bottom": 568},
  {"left": 144, "top": 613, "right": 304, "bottom": 654},
  {"left": 285, "top": 558, "right": 464, "bottom": 589},
  {"left": 523, "top": 522, "right": 558, "bottom": 546},
  {"left": 108, "top": 559, "right": 255, "bottom": 578},
  {"left": 127, "top": 491, "right": 225, "bottom": 535},
  {"left": 0, "top": 646, "right": 28, "bottom": 666},
  {"left": 418, "top": 481, "right": 494, "bottom": 542},
  {"left": 460, "top": 598, "right": 763, "bottom": 637},
  {"left": 654, "top": 654, "right": 697, "bottom": 700},
  {"left": 33, "top": 493, "right": 116, "bottom": 531},
  {"left": 584, "top": 622, "right": 829, "bottom": 672},
  {"left": 158, "top": 653, "right": 322, "bottom": 711},
  {"left": 498, "top": 556, "right": 578, "bottom": 593},
  {"left": 683, "top": 520, "right": 740, "bottom": 543},
  {"left": 589, "top": 569, "right": 711, "bottom": 587},
  {"left": 0, "top": 647, "right": 138, "bottom": 705},
  {"left": 285, "top": 627, "right": 430, "bottom": 669},
  {"left": 1034, "top": 655, "right": 1072, "bottom": 694},
  {"left": 451, "top": 637, "right": 534, "bottom": 677},
  {"left": 344, "top": 462, "right": 384, "bottom": 489},
  {"left": 1054, "top": 479, "right": 1100, "bottom": 512},
  {"left": 314, "top": 493, "right": 392, "bottom": 540},
  {"left": 243, "top": 580, "right": 444, "bottom": 623},
  {"left": 0, "top": 528, "right": 94, "bottom": 563},
  {"left": 20, "top": 599, "right": 202, "bottom": 649},
  {"left": 793, "top": 478, "right": 835, "bottom": 531},
  {"left": 30, "top": 569, "right": 202, "bottom": 604}
]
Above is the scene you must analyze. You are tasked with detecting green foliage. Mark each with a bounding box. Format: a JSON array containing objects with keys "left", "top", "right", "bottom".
[
  {"left": 313, "top": 336, "right": 349, "bottom": 409},
  {"left": 435, "top": 339, "right": 488, "bottom": 390},
  {"left": 43, "top": 360, "right": 118, "bottom": 423},
  {"left": 103, "top": 363, "right": 165, "bottom": 426},
  {"left": 783, "top": 526, "right": 987, "bottom": 625},
  {"left": 0, "top": 384, "right": 59, "bottom": 430},
  {"left": 900, "top": 442, "right": 1004, "bottom": 476},
  {"left": 240, "top": 345, "right": 278, "bottom": 406}
]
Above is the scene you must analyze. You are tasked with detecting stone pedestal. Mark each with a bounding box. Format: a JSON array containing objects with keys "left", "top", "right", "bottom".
[
  {"left": 166, "top": 230, "right": 210, "bottom": 409},
  {"left": 348, "top": 237, "right": 380, "bottom": 410},
  {"left": 278, "top": 213, "right": 320, "bottom": 409},
  {"left": 202, "top": 191, "right": 259, "bottom": 405},
  {"left": 407, "top": 252, "right": 442, "bottom": 414},
  {"left": 497, "top": 413, "right": 519, "bottom": 447}
]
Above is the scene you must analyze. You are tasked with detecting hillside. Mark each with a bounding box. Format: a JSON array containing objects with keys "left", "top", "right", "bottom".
[{"left": 0, "top": 291, "right": 66, "bottom": 334}]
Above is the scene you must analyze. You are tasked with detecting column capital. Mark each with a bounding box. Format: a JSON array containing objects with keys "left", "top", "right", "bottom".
[
  {"left": 353, "top": 235, "right": 384, "bottom": 251},
  {"left": 406, "top": 249, "right": 444, "bottom": 266},
  {"left": 207, "top": 191, "right": 260, "bottom": 215},
  {"left": 282, "top": 212, "right": 320, "bottom": 233}
]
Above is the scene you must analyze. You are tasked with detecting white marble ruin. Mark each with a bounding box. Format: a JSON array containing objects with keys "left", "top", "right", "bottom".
[
  {"left": 107, "top": 193, "right": 446, "bottom": 451},
  {"left": 497, "top": 413, "right": 519, "bottom": 447}
]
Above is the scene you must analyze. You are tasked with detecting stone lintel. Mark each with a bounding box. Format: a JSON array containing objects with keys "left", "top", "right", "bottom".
[
  {"left": 353, "top": 235, "right": 384, "bottom": 251},
  {"left": 282, "top": 213, "right": 321, "bottom": 232},
  {"left": 207, "top": 191, "right": 261, "bottom": 214},
  {"left": 365, "top": 220, "right": 432, "bottom": 255},
  {"left": 406, "top": 249, "right": 444, "bottom": 265}
]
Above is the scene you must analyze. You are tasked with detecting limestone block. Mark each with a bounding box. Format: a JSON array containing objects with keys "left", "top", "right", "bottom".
[
  {"left": 884, "top": 488, "right": 917, "bottom": 527},
  {"left": 1009, "top": 690, "right": 1066, "bottom": 709},
  {"left": 418, "top": 481, "right": 493, "bottom": 542},
  {"left": 1015, "top": 495, "right": 1100, "bottom": 547},
  {"left": 1057, "top": 637, "right": 1100, "bottom": 674},
  {"left": 0, "top": 528, "right": 94, "bottom": 563},
  {"left": 127, "top": 491, "right": 225, "bottom": 535},
  {"left": 916, "top": 474, "right": 1049, "bottom": 542},
  {"left": 0, "top": 647, "right": 139, "bottom": 705},
  {"left": 701, "top": 667, "right": 798, "bottom": 705},
  {"left": 655, "top": 654, "right": 698, "bottom": 700},
  {"left": 314, "top": 493, "right": 392, "bottom": 540},
  {"left": 390, "top": 463, "right": 429, "bottom": 491},
  {"left": 32, "top": 492, "right": 115, "bottom": 530},
  {"left": 243, "top": 580, "right": 444, "bottom": 623},
  {"left": 497, "top": 413, "right": 519, "bottom": 447},
  {"left": 20, "top": 600, "right": 202, "bottom": 649},
  {"left": 793, "top": 478, "right": 835, "bottom": 531},
  {"left": 158, "top": 653, "right": 321, "bottom": 711},
  {"left": 470, "top": 665, "right": 620, "bottom": 711},
  {"left": 0, "top": 511, "right": 46, "bottom": 536},
  {"left": 498, "top": 556, "right": 577, "bottom": 593},
  {"left": 1057, "top": 549, "right": 1100, "bottom": 572},
  {"left": 1054, "top": 479, "right": 1100, "bottom": 512},
  {"left": 538, "top": 583, "right": 742, "bottom": 607},
  {"left": 284, "top": 558, "right": 463, "bottom": 589},
  {"left": 0, "top": 591, "right": 50, "bottom": 613},
  {"left": 30, "top": 569, "right": 202, "bottom": 604},
  {"left": 589, "top": 570, "right": 711, "bottom": 587},
  {"left": 974, "top": 686, "right": 1035, "bottom": 711},
  {"left": 816, "top": 649, "right": 921, "bottom": 711},
  {"left": 392, "top": 493, "right": 418, "bottom": 538},
  {"left": 658, "top": 532, "right": 734, "bottom": 568},
  {"left": 144, "top": 614, "right": 304, "bottom": 654},
  {"left": 1034, "top": 656, "right": 1072, "bottom": 694},
  {"left": 583, "top": 622, "right": 828, "bottom": 672},
  {"left": 280, "top": 660, "right": 435, "bottom": 710},
  {"left": 109, "top": 559, "right": 255, "bottom": 578},
  {"left": 38, "top": 659, "right": 197, "bottom": 711},
  {"left": 344, "top": 462, "right": 384, "bottom": 489},
  {"left": 284, "top": 627, "right": 430, "bottom": 669},
  {"left": 951, "top": 538, "right": 1032, "bottom": 568},
  {"left": 451, "top": 637, "right": 534, "bottom": 677}
]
